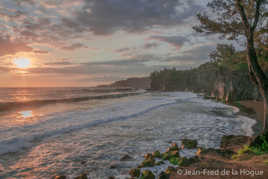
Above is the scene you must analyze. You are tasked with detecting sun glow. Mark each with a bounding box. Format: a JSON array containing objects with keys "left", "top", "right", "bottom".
[{"left": 13, "top": 58, "right": 31, "bottom": 69}]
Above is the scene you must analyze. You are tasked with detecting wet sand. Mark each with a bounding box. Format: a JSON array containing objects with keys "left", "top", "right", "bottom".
[{"left": 239, "top": 101, "right": 265, "bottom": 122}]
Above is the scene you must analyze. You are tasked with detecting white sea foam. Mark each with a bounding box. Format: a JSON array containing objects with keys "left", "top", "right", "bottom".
[
  {"left": 0, "top": 92, "right": 196, "bottom": 155},
  {"left": 0, "top": 92, "right": 257, "bottom": 179}
]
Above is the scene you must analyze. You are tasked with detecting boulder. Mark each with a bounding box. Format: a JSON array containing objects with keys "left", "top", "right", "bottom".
[
  {"left": 181, "top": 139, "right": 198, "bottom": 149},
  {"left": 141, "top": 170, "right": 155, "bottom": 179},
  {"left": 201, "top": 148, "right": 235, "bottom": 159},
  {"left": 168, "top": 143, "right": 179, "bottom": 151},
  {"left": 144, "top": 153, "right": 153, "bottom": 159},
  {"left": 178, "top": 156, "right": 200, "bottom": 167},
  {"left": 152, "top": 151, "right": 162, "bottom": 158},
  {"left": 221, "top": 135, "right": 250, "bottom": 151},
  {"left": 120, "top": 154, "right": 133, "bottom": 161},
  {"left": 74, "top": 174, "right": 87, "bottom": 179},
  {"left": 162, "top": 151, "right": 171, "bottom": 160},
  {"left": 158, "top": 171, "right": 170, "bottom": 179},
  {"left": 140, "top": 158, "right": 155, "bottom": 167},
  {"left": 250, "top": 132, "right": 268, "bottom": 148},
  {"left": 129, "top": 168, "right": 141, "bottom": 178},
  {"left": 53, "top": 176, "right": 66, "bottom": 179},
  {"left": 165, "top": 166, "right": 177, "bottom": 175},
  {"left": 168, "top": 157, "right": 180, "bottom": 165},
  {"left": 155, "top": 161, "right": 165, "bottom": 165}
]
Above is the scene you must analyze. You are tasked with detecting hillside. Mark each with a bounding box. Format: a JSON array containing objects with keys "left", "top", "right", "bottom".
[{"left": 109, "top": 77, "right": 151, "bottom": 89}]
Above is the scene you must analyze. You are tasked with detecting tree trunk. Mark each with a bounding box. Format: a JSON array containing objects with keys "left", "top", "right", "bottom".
[{"left": 246, "top": 33, "right": 268, "bottom": 132}]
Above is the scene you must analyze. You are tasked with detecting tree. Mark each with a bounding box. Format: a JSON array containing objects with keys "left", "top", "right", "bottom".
[
  {"left": 194, "top": 0, "right": 268, "bottom": 132},
  {"left": 209, "top": 44, "right": 236, "bottom": 63}
]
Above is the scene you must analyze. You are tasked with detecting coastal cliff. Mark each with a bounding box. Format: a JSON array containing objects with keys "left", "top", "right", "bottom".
[
  {"left": 150, "top": 45, "right": 268, "bottom": 102},
  {"left": 150, "top": 67, "right": 261, "bottom": 102},
  {"left": 108, "top": 77, "right": 151, "bottom": 90}
]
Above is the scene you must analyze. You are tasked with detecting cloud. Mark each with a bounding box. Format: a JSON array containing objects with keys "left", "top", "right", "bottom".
[
  {"left": 0, "top": 0, "right": 205, "bottom": 52},
  {"left": 144, "top": 42, "right": 159, "bottom": 49},
  {"left": 116, "top": 48, "right": 131, "bottom": 53},
  {"left": 4, "top": 0, "right": 202, "bottom": 41},
  {"left": 0, "top": 0, "right": 215, "bottom": 85},
  {"left": 150, "top": 36, "right": 189, "bottom": 50},
  {"left": 166, "top": 45, "right": 215, "bottom": 66},
  {"left": 34, "top": 50, "right": 49, "bottom": 54},
  {"left": 61, "top": 43, "right": 88, "bottom": 51},
  {"left": 0, "top": 35, "right": 33, "bottom": 57},
  {"left": 44, "top": 62, "right": 74, "bottom": 66},
  {"left": 69, "top": 0, "right": 201, "bottom": 35}
]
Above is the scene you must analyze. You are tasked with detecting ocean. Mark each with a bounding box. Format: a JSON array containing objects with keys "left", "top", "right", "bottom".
[{"left": 0, "top": 88, "right": 256, "bottom": 178}]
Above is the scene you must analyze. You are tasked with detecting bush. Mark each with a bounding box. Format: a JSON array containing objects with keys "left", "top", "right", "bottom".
[{"left": 249, "top": 135, "right": 268, "bottom": 155}]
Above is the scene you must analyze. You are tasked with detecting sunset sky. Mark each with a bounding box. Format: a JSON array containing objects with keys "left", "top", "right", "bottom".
[{"left": 0, "top": 0, "right": 221, "bottom": 87}]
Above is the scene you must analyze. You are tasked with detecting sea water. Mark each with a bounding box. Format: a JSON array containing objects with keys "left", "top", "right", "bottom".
[{"left": 0, "top": 88, "right": 256, "bottom": 179}]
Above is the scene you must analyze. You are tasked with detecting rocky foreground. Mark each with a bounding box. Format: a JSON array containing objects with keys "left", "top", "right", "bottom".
[
  {"left": 52, "top": 135, "right": 268, "bottom": 179},
  {"left": 127, "top": 135, "right": 268, "bottom": 179},
  {"left": 51, "top": 101, "right": 268, "bottom": 179}
]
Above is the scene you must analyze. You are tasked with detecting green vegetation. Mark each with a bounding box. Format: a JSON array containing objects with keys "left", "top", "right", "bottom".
[
  {"left": 233, "top": 134, "right": 268, "bottom": 160},
  {"left": 264, "top": 160, "right": 268, "bottom": 165},
  {"left": 150, "top": 44, "right": 268, "bottom": 102},
  {"left": 232, "top": 145, "right": 252, "bottom": 159},
  {"left": 140, "top": 170, "right": 155, "bottom": 179},
  {"left": 250, "top": 135, "right": 268, "bottom": 155},
  {"left": 168, "top": 157, "right": 180, "bottom": 165},
  {"left": 181, "top": 139, "right": 198, "bottom": 149},
  {"left": 194, "top": 0, "right": 268, "bottom": 132}
]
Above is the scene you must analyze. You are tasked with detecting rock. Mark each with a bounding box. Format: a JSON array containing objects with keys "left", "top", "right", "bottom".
[
  {"left": 178, "top": 156, "right": 200, "bottom": 167},
  {"left": 181, "top": 139, "right": 198, "bottom": 149},
  {"left": 165, "top": 166, "right": 176, "bottom": 175},
  {"left": 80, "top": 160, "right": 87, "bottom": 165},
  {"left": 155, "top": 161, "right": 165, "bottom": 165},
  {"left": 158, "top": 172, "right": 170, "bottom": 179},
  {"left": 129, "top": 168, "right": 141, "bottom": 178},
  {"left": 53, "top": 176, "right": 66, "bottom": 179},
  {"left": 120, "top": 154, "right": 133, "bottom": 161},
  {"left": 140, "top": 158, "right": 155, "bottom": 167},
  {"left": 74, "top": 173, "right": 88, "bottom": 179},
  {"left": 108, "top": 176, "right": 115, "bottom": 179},
  {"left": 144, "top": 153, "right": 153, "bottom": 159},
  {"left": 250, "top": 132, "right": 268, "bottom": 148},
  {"left": 168, "top": 157, "right": 180, "bottom": 165},
  {"left": 110, "top": 164, "right": 117, "bottom": 169},
  {"left": 168, "top": 143, "right": 179, "bottom": 151},
  {"left": 221, "top": 135, "right": 250, "bottom": 151},
  {"left": 152, "top": 151, "right": 161, "bottom": 158},
  {"left": 201, "top": 148, "right": 235, "bottom": 159},
  {"left": 141, "top": 170, "right": 155, "bottom": 179},
  {"left": 162, "top": 149, "right": 179, "bottom": 161},
  {"left": 162, "top": 151, "right": 171, "bottom": 160},
  {"left": 170, "top": 150, "right": 179, "bottom": 157}
]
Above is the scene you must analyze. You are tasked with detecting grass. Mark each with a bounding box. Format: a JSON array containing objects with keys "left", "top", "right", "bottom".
[
  {"left": 264, "top": 160, "right": 268, "bottom": 166},
  {"left": 233, "top": 135, "right": 268, "bottom": 159},
  {"left": 232, "top": 145, "right": 252, "bottom": 160},
  {"left": 249, "top": 135, "right": 268, "bottom": 155}
]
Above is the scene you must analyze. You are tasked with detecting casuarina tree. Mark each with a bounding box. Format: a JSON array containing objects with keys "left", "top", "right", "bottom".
[{"left": 194, "top": 0, "right": 268, "bottom": 132}]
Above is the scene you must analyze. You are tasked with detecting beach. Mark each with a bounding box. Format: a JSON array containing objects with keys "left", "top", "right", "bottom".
[{"left": 0, "top": 89, "right": 257, "bottom": 179}]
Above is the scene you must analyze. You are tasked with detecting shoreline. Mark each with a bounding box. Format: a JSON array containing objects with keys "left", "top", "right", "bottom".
[
  {"left": 2, "top": 92, "right": 264, "bottom": 179},
  {"left": 230, "top": 100, "right": 264, "bottom": 137},
  {"left": 125, "top": 96, "right": 267, "bottom": 179}
]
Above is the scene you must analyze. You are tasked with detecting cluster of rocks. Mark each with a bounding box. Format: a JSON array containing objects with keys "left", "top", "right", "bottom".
[
  {"left": 128, "top": 139, "right": 200, "bottom": 179},
  {"left": 53, "top": 136, "right": 251, "bottom": 179}
]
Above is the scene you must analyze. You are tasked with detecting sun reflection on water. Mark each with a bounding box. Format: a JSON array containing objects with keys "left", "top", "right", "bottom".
[{"left": 19, "top": 110, "right": 33, "bottom": 118}]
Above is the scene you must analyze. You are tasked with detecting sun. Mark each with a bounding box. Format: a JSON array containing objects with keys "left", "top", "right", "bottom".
[{"left": 13, "top": 58, "right": 31, "bottom": 69}]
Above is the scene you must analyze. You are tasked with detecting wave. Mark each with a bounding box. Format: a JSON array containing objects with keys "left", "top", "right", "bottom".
[
  {"left": 0, "top": 92, "right": 186, "bottom": 155},
  {"left": 0, "top": 91, "right": 144, "bottom": 111}
]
